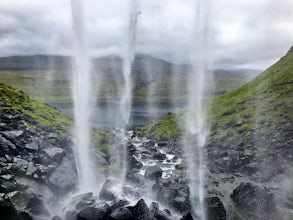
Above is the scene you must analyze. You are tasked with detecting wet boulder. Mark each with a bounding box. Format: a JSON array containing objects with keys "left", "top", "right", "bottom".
[
  {"left": 25, "top": 194, "right": 50, "bottom": 216},
  {"left": 48, "top": 157, "right": 77, "bottom": 194},
  {"left": 128, "top": 199, "right": 150, "bottom": 219},
  {"left": 231, "top": 182, "right": 276, "bottom": 219},
  {"left": 205, "top": 197, "right": 226, "bottom": 220},
  {"left": 180, "top": 212, "right": 194, "bottom": 220},
  {"left": 153, "top": 152, "right": 167, "bottom": 161},
  {"left": 145, "top": 165, "right": 163, "bottom": 180},
  {"left": 99, "top": 179, "right": 119, "bottom": 201},
  {"left": 109, "top": 207, "right": 135, "bottom": 220},
  {"left": 153, "top": 178, "right": 190, "bottom": 213},
  {"left": 77, "top": 205, "right": 109, "bottom": 220}
]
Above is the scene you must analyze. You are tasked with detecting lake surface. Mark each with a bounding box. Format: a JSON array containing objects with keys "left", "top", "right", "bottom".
[{"left": 50, "top": 102, "right": 185, "bottom": 128}]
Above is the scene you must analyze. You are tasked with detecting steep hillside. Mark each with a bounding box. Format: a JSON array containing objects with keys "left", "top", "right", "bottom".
[{"left": 141, "top": 47, "right": 293, "bottom": 219}]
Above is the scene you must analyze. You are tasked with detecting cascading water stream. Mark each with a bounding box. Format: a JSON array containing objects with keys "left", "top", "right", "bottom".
[
  {"left": 118, "top": 0, "right": 139, "bottom": 183},
  {"left": 70, "top": 0, "right": 96, "bottom": 192},
  {"left": 183, "top": 0, "right": 211, "bottom": 219}
]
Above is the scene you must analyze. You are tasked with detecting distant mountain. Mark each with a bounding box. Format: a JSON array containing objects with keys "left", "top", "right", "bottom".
[{"left": 0, "top": 54, "right": 261, "bottom": 103}]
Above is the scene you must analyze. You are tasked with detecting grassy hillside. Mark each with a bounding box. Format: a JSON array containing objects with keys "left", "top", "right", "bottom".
[
  {"left": 143, "top": 47, "right": 293, "bottom": 143},
  {"left": 0, "top": 83, "right": 110, "bottom": 153},
  {"left": 0, "top": 82, "right": 72, "bottom": 135}
]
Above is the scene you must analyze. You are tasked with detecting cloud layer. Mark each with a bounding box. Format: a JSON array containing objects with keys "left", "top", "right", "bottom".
[{"left": 0, "top": 0, "right": 292, "bottom": 69}]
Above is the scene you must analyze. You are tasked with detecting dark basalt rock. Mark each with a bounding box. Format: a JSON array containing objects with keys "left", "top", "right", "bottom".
[
  {"left": 180, "top": 212, "right": 194, "bottom": 220},
  {"left": 157, "top": 141, "right": 168, "bottom": 147},
  {"left": 0, "top": 195, "right": 33, "bottom": 220},
  {"left": 231, "top": 182, "right": 276, "bottom": 219},
  {"left": 153, "top": 178, "right": 190, "bottom": 213},
  {"left": 109, "top": 199, "right": 130, "bottom": 212},
  {"left": 153, "top": 152, "right": 167, "bottom": 160},
  {"left": 109, "top": 207, "right": 135, "bottom": 220},
  {"left": 25, "top": 194, "right": 50, "bottom": 216},
  {"left": 52, "top": 216, "right": 62, "bottom": 220},
  {"left": 145, "top": 165, "right": 163, "bottom": 180},
  {"left": 128, "top": 155, "right": 143, "bottom": 170},
  {"left": 66, "top": 210, "right": 78, "bottom": 220},
  {"left": 205, "top": 197, "right": 226, "bottom": 220},
  {"left": 77, "top": 206, "right": 108, "bottom": 220},
  {"left": 128, "top": 199, "right": 150, "bottom": 219},
  {"left": 49, "top": 157, "right": 77, "bottom": 194},
  {"left": 99, "top": 179, "right": 118, "bottom": 201},
  {"left": 74, "top": 193, "right": 96, "bottom": 211}
]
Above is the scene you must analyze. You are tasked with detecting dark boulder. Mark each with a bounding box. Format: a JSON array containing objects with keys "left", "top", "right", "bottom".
[
  {"left": 74, "top": 193, "right": 96, "bottom": 211},
  {"left": 157, "top": 142, "right": 168, "bottom": 147},
  {"left": 24, "top": 139, "right": 39, "bottom": 151},
  {"left": 153, "top": 152, "right": 167, "bottom": 160},
  {"left": 129, "top": 199, "right": 150, "bottom": 219},
  {"left": 99, "top": 179, "right": 118, "bottom": 201},
  {"left": 128, "top": 156, "right": 143, "bottom": 170},
  {"left": 77, "top": 206, "right": 108, "bottom": 220},
  {"left": 65, "top": 210, "right": 78, "bottom": 220},
  {"left": 145, "top": 165, "right": 163, "bottom": 180},
  {"left": 109, "top": 199, "right": 130, "bottom": 212},
  {"left": 153, "top": 178, "right": 190, "bottom": 213},
  {"left": 43, "top": 146, "right": 65, "bottom": 161},
  {"left": 231, "top": 182, "right": 276, "bottom": 219},
  {"left": 48, "top": 157, "right": 77, "bottom": 194},
  {"left": 149, "top": 202, "right": 170, "bottom": 220},
  {"left": 109, "top": 207, "right": 134, "bottom": 220},
  {"left": 25, "top": 194, "right": 50, "bottom": 216},
  {"left": 180, "top": 212, "right": 194, "bottom": 220},
  {"left": 205, "top": 197, "right": 226, "bottom": 220}
]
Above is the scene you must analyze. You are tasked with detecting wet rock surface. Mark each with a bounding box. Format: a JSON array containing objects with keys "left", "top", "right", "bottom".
[{"left": 0, "top": 103, "right": 77, "bottom": 219}]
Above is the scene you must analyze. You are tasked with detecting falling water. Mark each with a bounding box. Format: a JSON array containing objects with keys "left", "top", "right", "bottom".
[
  {"left": 70, "top": 0, "right": 96, "bottom": 192},
  {"left": 118, "top": 0, "right": 139, "bottom": 182},
  {"left": 183, "top": 0, "right": 211, "bottom": 219},
  {"left": 120, "top": 0, "right": 139, "bottom": 125}
]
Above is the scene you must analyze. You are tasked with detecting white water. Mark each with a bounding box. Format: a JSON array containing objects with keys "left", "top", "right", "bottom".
[
  {"left": 183, "top": 0, "right": 211, "bottom": 219},
  {"left": 118, "top": 0, "right": 139, "bottom": 183},
  {"left": 70, "top": 0, "right": 96, "bottom": 192}
]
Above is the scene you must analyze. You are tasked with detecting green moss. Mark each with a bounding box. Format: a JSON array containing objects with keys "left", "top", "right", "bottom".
[
  {"left": 0, "top": 82, "right": 72, "bottom": 136},
  {"left": 141, "top": 113, "right": 182, "bottom": 140}
]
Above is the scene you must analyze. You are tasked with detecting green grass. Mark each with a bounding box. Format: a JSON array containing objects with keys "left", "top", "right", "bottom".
[
  {"left": 143, "top": 47, "right": 293, "bottom": 141},
  {"left": 0, "top": 83, "right": 112, "bottom": 152},
  {"left": 0, "top": 82, "right": 72, "bottom": 136}
]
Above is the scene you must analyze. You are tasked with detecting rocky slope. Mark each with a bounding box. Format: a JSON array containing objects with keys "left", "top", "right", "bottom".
[
  {"left": 0, "top": 83, "right": 79, "bottom": 219},
  {"left": 141, "top": 47, "right": 293, "bottom": 219}
]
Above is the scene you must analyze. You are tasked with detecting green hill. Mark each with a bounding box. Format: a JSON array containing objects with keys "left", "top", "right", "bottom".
[
  {"left": 142, "top": 46, "right": 293, "bottom": 219},
  {"left": 143, "top": 47, "right": 292, "bottom": 143},
  {"left": 143, "top": 46, "right": 293, "bottom": 178}
]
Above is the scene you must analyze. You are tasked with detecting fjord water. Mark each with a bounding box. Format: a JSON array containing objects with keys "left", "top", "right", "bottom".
[
  {"left": 183, "top": 0, "right": 212, "bottom": 219},
  {"left": 70, "top": 0, "right": 97, "bottom": 192}
]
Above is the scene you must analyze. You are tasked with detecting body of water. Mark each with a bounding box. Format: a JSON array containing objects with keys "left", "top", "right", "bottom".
[{"left": 51, "top": 102, "right": 185, "bottom": 128}]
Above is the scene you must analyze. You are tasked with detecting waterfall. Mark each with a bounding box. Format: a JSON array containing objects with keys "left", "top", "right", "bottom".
[
  {"left": 70, "top": 0, "right": 96, "bottom": 192},
  {"left": 118, "top": 0, "right": 139, "bottom": 183},
  {"left": 183, "top": 0, "right": 211, "bottom": 219}
]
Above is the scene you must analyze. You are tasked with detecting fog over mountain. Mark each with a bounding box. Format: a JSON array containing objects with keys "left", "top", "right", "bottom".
[{"left": 0, "top": 0, "right": 293, "bottom": 69}]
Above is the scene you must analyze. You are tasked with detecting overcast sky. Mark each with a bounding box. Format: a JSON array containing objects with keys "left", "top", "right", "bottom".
[{"left": 0, "top": 0, "right": 292, "bottom": 69}]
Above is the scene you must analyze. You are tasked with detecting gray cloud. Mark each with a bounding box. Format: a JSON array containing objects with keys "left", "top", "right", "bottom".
[{"left": 0, "top": 0, "right": 292, "bottom": 69}]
